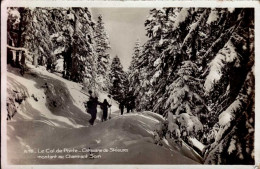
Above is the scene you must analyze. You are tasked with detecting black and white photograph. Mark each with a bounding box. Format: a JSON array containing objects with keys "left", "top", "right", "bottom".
[{"left": 1, "top": 1, "right": 258, "bottom": 168}]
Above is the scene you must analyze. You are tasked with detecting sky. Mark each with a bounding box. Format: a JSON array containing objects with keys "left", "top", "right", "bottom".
[{"left": 91, "top": 8, "right": 150, "bottom": 70}]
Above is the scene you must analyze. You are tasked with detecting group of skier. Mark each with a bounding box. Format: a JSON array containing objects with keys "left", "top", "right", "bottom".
[
  {"left": 85, "top": 90, "right": 135, "bottom": 126},
  {"left": 119, "top": 100, "right": 134, "bottom": 115}
]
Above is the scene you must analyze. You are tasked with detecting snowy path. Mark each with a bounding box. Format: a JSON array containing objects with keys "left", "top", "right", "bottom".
[
  {"left": 6, "top": 65, "right": 201, "bottom": 164},
  {"left": 7, "top": 113, "right": 200, "bottom": 164}
]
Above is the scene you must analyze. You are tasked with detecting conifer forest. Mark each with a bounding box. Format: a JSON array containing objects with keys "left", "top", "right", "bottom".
[{"left": 5, "top": 7, "right": 255, "bottom": 165}]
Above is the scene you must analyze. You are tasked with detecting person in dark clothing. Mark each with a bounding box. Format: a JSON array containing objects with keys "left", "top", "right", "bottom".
[
  {"left": 89, "top": 96, "right": 102, "bottom": 125},
  {"left": 129, "top": 103, "right": 133, "bottom": 113},
  {"left": 129, "top": 97, "right": 135, "bottom": 113},
  {"left": 119, "top": 102, "right": 124, "bottom": 115},
  {"left": 126, "top": 102, "right": 130, "bottom": 113},
  {"left": 85, "top": 90, "right": 94, "bottom": 114},
  {"left": 102, "top": 99, "right": 111, "bottom": 122}
]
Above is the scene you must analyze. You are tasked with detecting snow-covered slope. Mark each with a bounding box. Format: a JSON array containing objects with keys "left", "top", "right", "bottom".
[
  {"left": 5, "top": 65, "right": 200, "bottom": 164},
  {"left": 7, "top": 64, "right": 120, "bottom": 127}
]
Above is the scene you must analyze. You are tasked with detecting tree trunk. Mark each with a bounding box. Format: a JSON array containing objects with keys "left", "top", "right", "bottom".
[
  {"left": 70, "top": 8, "right": 79, "bottom": 81},
  {"left": 15, "top": 8, "right": 24, "bottom": 67},
  {"left": 7, "top": 39, "right": 14, "bottom": 65},
  {"left": 20, "top": 51, "right": 26, "bottom": 65}
]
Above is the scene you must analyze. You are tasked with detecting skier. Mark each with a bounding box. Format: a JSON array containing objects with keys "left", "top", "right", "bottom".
[
  {"left": 101, "top": 99, "right": 111, "bottom": 122},
  {"left": 129, "top": 102, "right": 133, "bottom": 113},
  {"left": 126, "top": 101, "right": 130, "bottom": 113},
  {"left": 129, "top": 97, "right": 135, "bottom": 113},
  {"left": 85, "top": 90, "right": 94, "bottom": 114},
  {"left": 108, "top": 95, "right": 112, "bottom": 119},
  {"left": 119, "top": 102, "right": 124, "bottom": 115},
  {"left": 88, "top": 96, "right": 102, "bottom": 125}
]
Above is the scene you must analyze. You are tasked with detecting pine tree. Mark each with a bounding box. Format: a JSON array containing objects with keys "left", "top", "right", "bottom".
[
  {"left": 7, "top": 7, "right": 101, "bottom": 90},
  {"left": 95, "top": 15, "right": 111, "bottom": 91},
  {"left": 128, "top": 38, "right": 141, "bottom": 75},
  {"left": 109, "top": 56, "right": 127, "bottom": 102},
  {"left": 128, "top": 7, "right": 254, "bottom": 164},
  {"left": 24, "top": 8, "right": 56, "bottom": 69},
  {"left": 67, "top": 8, "right": 97, "bottom": 84},
  {"left": 128, "top": 38, "right": 142, "bottom": 106},
  {"left": 203, "top": 8, "right": 254, "bottom": 164}
]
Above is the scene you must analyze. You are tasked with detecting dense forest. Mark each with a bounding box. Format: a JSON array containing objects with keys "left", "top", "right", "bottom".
[
  {"left": 128, "top": 8, "right": 255, "bottom": 164},
  {"left": 7, "top": 7, "right": 111, "bottom": 91},
  {"left": 6, "top": 7, "right": 254, "bottom": 164}
]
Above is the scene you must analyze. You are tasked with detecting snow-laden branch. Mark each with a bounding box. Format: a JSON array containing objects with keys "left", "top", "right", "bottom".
[
  {"left": 201, "top": 17, "right": 243, "bottom": 65},
  {"left": 181, "top": 9, "right": 211, "bottom": 49}
]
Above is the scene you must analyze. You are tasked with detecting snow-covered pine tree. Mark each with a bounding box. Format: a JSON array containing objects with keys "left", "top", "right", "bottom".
[
  {"left": 128, "top": 38, "right": 141, "bottom": 77},
  {"left": 164, "top": 61, "right": 205, "bottom": 140},
  {"left": 24, "top": 8, "right": 56, "bottom": 69},
  {"left": 68, "top": 8, "right": 97, "bottom": 84},
  {"left": 129, "top": 7, "right": 254, "bottom": 164},
  {"left": 133, "top": 8, "right": 168, "bottom": 112},
  {"left": 202, "top": 8, "right": 255, "bottom": 164},
  {"left": 109, "top": 56, "right": 127, "bottom": 102},
  {"left": 95, "top": 15, "right": 111, "bottom": 91},
  {"left": 7, "top": 7, "right": 104, "bottom": 91},
  {"left": 128, "top": 38, "right": 142, "bottom": 108}
]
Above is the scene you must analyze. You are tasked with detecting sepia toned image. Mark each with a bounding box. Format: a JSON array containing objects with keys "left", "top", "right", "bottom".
[{"left": 2, "top": 4, "right": 255, "bottom": 166}]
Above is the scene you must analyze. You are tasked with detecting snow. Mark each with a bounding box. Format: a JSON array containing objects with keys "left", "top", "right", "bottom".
[
  {"left": 54, "top": 46, "right": 65, "bottom": 55},
  {"left": 219, "top": 111, "right": 232, "bottom": 126},
  {"left": 159, "top": 38, "right": 164, "bottom": 46},
  {"left": 154, "top": 70, "right": 161, "bottom": 78},
  {"left": 8, "top": 8, "right": 20, "bottom": 24},
  {"left": 188, "top": 137, "right": 205, "bottom": 152},
  {"left": 67, "top": 13, "right": 75, "bottom": 21},
  {"left": 150, "top": 69, "right": 162, "bottom": 84},
  {"left": 219, "top": 99, "right": 241, "bottom": 126},
  {"left": 228, "top": 8, "right": 235, "bottom": 13},
  {"left": 7, "top": 107, "right": 199, "bottom": 164},
  {"left": 176, "top": 113, "right": 203, "bottom": 134},
  {"left": 5, "top": 64, "right": 201, "bottom": 165},
  {"left": 55, "top": 58, "right": 64, "bottom": 73},
  {"left": 228, "top": 137, "right": 236, "bottom": 154},
  {"left": 7, "top": 70, "right": 79, "bottom": 128},
  {"left": 173, "top": 8, "right": 189, "bottom": 31},
  {"left": 207, "top": 9, "right": 219, "bottom": 25},
  {"left": 8, "top": 8, "right": 20, "bottom": 18},
  {"left": 56, "top": 35, "right": 64, "bottom": 43},
  {"left": 182, "top": 21, "right": 199, "bottom": 48},
  {"left": 33, "top": 16, "right": 38, "bottom": 23},
  {"left": 50, "top": 32, "right": 60, "bottom": 39},
  {"left": 167, "top": 113, "right": 179, "bottom": 133},
  {"left": 152, "top": 25, "right": 160, "bottom": 37},
  {"left": 204, "top": 40, "right": 239, "bottom": 93},
  {"left": 142, "top": 111, "right": 165, "bottom": 122}
]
